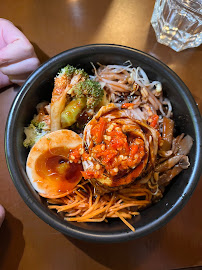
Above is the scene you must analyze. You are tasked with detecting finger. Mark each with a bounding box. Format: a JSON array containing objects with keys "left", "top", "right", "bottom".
[
  {"left": 0, "top": 39, "right": 35, "bottom": 66},
  {"left": 0, "top": 19, "right": 16, "bottom": 49},
  {"left": 0, "top": 204, "right": 5, "bottom": 227},
  {"left": 0, "top": 18, "right": 35, "bottom": 65},
  {"left": 10, "top": 78, "right": 26, "bottom": 86},
  {"left": 7, "top": 73, "right": 31, "bottom": 85},
  {"left": 0, "top": 57, "right": 40, "bottom": 76},
  {"left": 0, "top": 71, "right": 11, "bottom": 88},
  {"left": 8, "top": 73, "right": 32, "bottom": 81},
  {"left": 7, "top": 74, "right": 30, "bottom": 86},
  {"left": 0, "top": 18, "right": 29, "bottom": 45}
]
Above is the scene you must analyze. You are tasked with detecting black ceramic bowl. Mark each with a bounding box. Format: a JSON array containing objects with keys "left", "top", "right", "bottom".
[{"left": 5, "top": 44, "right": 202, "bottom": 242}]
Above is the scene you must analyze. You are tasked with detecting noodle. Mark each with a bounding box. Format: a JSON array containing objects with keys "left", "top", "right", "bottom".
[{"left": 25, "top": 62, "right": 193, "bottom": 232}]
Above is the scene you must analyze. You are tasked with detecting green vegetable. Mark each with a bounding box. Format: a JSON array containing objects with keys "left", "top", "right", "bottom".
[
  {"left": 60, "top": 78, "right": 104, "bottom": 128},
  {"left": 57, "top": 65, "right": 88, "bottom": 79},
  {"left": 71, "top": 79, "right": 104, "bottom": 108},
  {"left": 61, "top": 97, "right": 86, "bottom": 128},
  {"left": 23, "top": 119, "right": 49, "bottom": 148}
]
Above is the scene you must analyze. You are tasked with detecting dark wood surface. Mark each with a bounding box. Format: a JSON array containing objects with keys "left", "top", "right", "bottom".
[{"left": 0, "top": 1, "right": 202, "bottom": 269}]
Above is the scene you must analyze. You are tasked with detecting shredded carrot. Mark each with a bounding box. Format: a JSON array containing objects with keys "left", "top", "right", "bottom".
[
  {"left": 48, "top": 200, "right": 84, "bottom": 212},
  {"left": 47, "top": 179, "right": 152, "bottom": 232},
  {"left": 86, "top": 185, "right": 93, "bottom": 207},
  {"left": 149, "top": 114, "right": 159, "bottom": 128},
  {"left": 115, "top": 211, "right": 135, "bottom": 232},
  {"left": 65, "top": 205, "right": 108, "bottom": 222},
  {"left": 121, "top": 103, "right": 134, "bottom": 109}
]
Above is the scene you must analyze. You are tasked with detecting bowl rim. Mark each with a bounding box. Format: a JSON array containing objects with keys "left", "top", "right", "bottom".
[{"left": 5, "top": 44, "right": 202, "bottom": 242}]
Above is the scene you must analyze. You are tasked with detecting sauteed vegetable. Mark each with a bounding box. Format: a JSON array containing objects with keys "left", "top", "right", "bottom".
[{"left": 24, "top": 62, "right": 193, "bottom": 231}]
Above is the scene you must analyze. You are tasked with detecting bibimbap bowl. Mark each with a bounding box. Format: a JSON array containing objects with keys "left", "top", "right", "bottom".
[{"left": 5, "top": 44, "right": 202, "bottom": 242}]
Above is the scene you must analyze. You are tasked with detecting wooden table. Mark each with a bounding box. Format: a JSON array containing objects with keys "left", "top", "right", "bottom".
[{"left": 0, "top": 1, "right": 202, "bottom": 269}]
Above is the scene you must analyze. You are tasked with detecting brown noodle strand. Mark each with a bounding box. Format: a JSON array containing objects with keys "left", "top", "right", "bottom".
[{"left": 77, "top": 184, "right": 88, "bottom": 193}]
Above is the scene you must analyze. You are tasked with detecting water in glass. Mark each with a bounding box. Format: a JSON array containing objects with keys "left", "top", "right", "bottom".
[{"left": 151, "top": 0, "right": 202, "bottom": 52}]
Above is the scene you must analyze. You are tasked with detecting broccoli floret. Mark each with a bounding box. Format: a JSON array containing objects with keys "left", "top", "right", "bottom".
[
  {"left": 23, "top": 120, "right": 49, "bottom": 148},
  {"left": 57, "top": 65, "right": 76, "bottom": 78},
  {"left": 71, "top": 79, "right": 104, "bottom": 108},
  {"left": 74, "top": 68, "right": 88, "bottom": 78},
  {"left": 57, "top": 65, "right": 88, "bottom": 79},
  {"left": 30, "top": 119, "right": 45, "bottom": 129}
]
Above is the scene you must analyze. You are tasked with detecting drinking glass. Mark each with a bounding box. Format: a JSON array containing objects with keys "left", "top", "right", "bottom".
[{"left": 151, "top": 0, "right": 202, "bottom": 52}]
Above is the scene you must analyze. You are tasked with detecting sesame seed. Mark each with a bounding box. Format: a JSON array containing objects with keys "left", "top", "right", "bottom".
[
  {"left": 107, "top": 123, "right": 115, "bottom": 133},
  {"left": 101, "top": 145, "right": 105, "bottom": 151},
  {"left": 95, "top": 164, "right": 101, "bottom": 170},
  {"left": 114, "top": 167, "right": 118, "bottom": 173},
  {"left": 128, "top": 77, "right": 133, "bottom": 84},
  {"left": 104, "top": 135, "right": 111, "bottom": 141}
]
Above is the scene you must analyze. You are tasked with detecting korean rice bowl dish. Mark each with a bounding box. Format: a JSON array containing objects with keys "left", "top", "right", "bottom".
[{"left": 24, "top": 61, "right": 193, "bottom": 231}]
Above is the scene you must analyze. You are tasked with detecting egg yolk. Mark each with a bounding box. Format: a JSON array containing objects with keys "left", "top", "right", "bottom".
[{"left": 35, "top": 147, "right": 82, "bottom": 196}]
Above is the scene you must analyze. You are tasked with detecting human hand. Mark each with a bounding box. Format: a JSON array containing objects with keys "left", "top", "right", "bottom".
[
  {"left": 0, "top": 204, "right": 5, "bottom": 227},
  {"left": 0, "top": 18, "right": 40, "bottom": 88}
]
